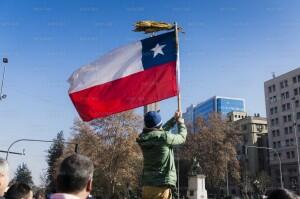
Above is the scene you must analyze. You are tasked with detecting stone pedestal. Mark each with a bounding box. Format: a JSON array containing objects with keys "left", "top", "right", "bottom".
[{"left": 187, "top": 175, "right": 207, "bottom": 199}]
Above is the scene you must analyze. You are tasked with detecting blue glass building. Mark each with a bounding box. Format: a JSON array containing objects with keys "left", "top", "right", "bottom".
[
  {"left": 195, "top": 96, "right": 245, "bottom": 119},
  {"left": 183, "top": 96, "right": 245, "bottom": 131}
]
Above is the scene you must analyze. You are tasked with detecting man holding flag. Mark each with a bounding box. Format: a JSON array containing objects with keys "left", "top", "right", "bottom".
[
  {"left": 137, "top": 111, "right": 187, "bottom": 199},
  {"left": 68, "top": 27, "right": 184, "bottom": 198}
]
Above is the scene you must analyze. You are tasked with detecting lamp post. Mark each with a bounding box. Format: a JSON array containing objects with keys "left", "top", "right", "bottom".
[
  {"left": 6, "top": 137, "right": 78, "bottom": 160},
  {"left": 0, "top": 57, "right": 8, "bottom": 100},
  {"left": 246, "top": 145, "right": 283, "bottom": 189},
  {"left": 0, "top": 149, "right": 25, "bottom": 156},
  {"left": 291, "top": 96, "right": 300, "bottom": 193}
]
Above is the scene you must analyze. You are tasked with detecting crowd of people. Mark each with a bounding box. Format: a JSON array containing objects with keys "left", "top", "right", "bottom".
[
  {"left": 0, "top": 111, "right": 300, "bottom": 199},
  {"left": 0, "top": 154, "right": 93, "bottom": 199}
]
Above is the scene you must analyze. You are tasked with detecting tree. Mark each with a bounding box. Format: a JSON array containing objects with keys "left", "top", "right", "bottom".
[
  {"left": 46, "top": 131, "right": 65, "bottom": 194},
  {"left": 253, "top": 171, "right": 272, "bottom": 195},
  {"left": 182, "top": 113, "right": 241, "bottom": 193},
  {"left": 14, "top": 163, "right": 34, "bottom": 187},
  {"left": 65, "top": 111, "right": 143, "bottom": 198}
]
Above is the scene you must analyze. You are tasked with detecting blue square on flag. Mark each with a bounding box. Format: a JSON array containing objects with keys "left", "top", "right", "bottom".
[{"left": 141, "top": 31, "right": 177, "bottom": 70}]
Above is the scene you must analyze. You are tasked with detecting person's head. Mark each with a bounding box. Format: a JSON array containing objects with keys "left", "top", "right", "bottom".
[
  {"left": 0, "top": 158, "right": 9, "bottom": 196},
  {"left": 144, "top": 111, "right": 162, "bottom": 128},
  {"left": 267, "top": 188, "right": 299, "bottom": 199},
  {"left": 5, "top": 183, "right": 33, "bottom": 199},
  {"left": 34, "top": 189, "right": 45, "bottom": 199},
  {"left": 56, "top": 154, "right": 94, "bottom": 199}
]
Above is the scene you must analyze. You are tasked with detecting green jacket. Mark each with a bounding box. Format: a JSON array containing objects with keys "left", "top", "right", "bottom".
[{"left": 136, "top": 117, "right": 187, "bottom": 187}]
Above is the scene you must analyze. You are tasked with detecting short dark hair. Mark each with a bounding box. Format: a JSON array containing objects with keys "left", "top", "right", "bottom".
[
  {"left": 5, "top": 183, "right": 31, "bottom": 199},
  {"left": 267, "top": 188, "right": 299, "bottom": 199},
  {"left": 56, "top": 154, "right": 94, "bottom": 193}
]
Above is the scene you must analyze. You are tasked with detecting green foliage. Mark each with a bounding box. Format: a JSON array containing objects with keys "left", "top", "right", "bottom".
[
  {"left": 46, "top": 131, "right": 65, "bottom": 194},
  {"left": 15, "top": 163, "right": 34, "bottom": 187}
]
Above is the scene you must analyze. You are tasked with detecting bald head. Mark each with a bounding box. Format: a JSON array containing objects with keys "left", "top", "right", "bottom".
[{"left": 0, "top": 158, "right": 9, "bottom": 196}]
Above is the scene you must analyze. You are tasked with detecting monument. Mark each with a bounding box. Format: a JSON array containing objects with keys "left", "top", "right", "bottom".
[{"left": 187, "top": 158, "right": 207, "bottom": 199}]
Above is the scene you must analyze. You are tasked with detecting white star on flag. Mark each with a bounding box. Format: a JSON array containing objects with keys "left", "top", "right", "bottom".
[{"left": 151, "top": 43, "right": 166, "bottom": 58}]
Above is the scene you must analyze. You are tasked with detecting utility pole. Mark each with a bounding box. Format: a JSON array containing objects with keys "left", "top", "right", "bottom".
[{"left": 291, "top": 97, "right": 300, "bottom": 193}]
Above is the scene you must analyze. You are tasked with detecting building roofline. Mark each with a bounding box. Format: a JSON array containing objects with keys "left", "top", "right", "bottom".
[
  {"left": 264, "top": 67, "right": 300, "bottom": 84},
  {"left": 191, "top": 96, "right": 246, "bottom": 110}
]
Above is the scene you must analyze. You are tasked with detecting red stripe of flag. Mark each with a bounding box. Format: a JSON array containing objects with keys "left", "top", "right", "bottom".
[{"left": 69, "top": 61, "right": 178, "bottom": 121}]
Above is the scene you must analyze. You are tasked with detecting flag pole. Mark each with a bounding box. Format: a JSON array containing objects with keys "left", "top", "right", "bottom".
[{"left": 174, "top": 22, "right": 181, "bottom": 113}]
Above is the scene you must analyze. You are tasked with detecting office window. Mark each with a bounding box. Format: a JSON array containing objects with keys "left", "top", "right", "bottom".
[
  {"left": 273, "top": 84, "right": 276, "bottom": 91},
  {"left": 274, "top": 107, "right": 278, "bottom": 113},
  {"left": 269, "top": 86, "right": 272, "bottom": 93},
  {"left": 291, "top": 138, "right": 294, "bottom": 145},
  {"left": 277, "top": 141, "right": 281, "bottom": 148},
  {"left": 288, "top": 115, "right": 292, "bottom": 121},
  {"left": 272, "top": 130, "right": 276, "bottom": 137},
  {"left": 289, "top": 126, "right": 293, "bottom": 134},
  {"left": 287, "top": 151, "right": 291, "bottom": 159},
  {"left": 296, "top": 100, "right": 299, "bottom": 108},
  {"left": 276, "top": 118, "right": 279, "bottom": 125},
  {"left": 280, "top": 82, "right": 284, "bottom": 89},
  {"left": 270, "top": 108, "right": 274, "bottom": 115},
  {"left": 286, "top": 91, "right": 290, "bottom": 99},
  {"left": 285, "top": 80, "right": 288, "bottom": 87},
  {"left": 298, "top": 124, "right": 300, "bottom": 132},
  {"left": 294, "top": 76, "right": 297, "bottom": 83},
  {"left": 285, "top": 127, "right": 289, "bottom": 134},
  {"left": 287, "top": 103, "right": 291, "bottom": 110},
  {"left": 292, "top": 151, "right": 295, "bottom": 158},
  {"left": 286, "top": 139, "right": 290, "bottom": 146},
  {"left": 297, "top": 112, "right": 300, "bottom": 120},
  {"left": 298, "top": 75, "right": 300, "bottom": 82},
  {"left": 281, "top": 93, "right": 285, "bottom": 100},
  {"left": 271, "top": 119, "right": 275, "bottom": 126},
  {"left": 295, "top": 88, "right": 299, "bottom": 96},
  {"left": 283, "top": 116, "right": 287, "bottom": 123},
  {"left": 273, "top": 142, "right": 277, "bottom": 148},
  {"left": 282, "top": 104, "right": 286, "bottom": 111},
  {"left": 277, "top": 129, "right": 280, "bottom": 136}
]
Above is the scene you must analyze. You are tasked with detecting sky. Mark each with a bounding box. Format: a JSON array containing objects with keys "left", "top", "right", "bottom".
[{"left": 1, "top": 0, "right": 300, "bottom": 185}]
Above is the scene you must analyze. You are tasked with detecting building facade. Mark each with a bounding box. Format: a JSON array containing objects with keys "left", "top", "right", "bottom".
[
  {"left": 229, "top": 112, "right": 269, "bottom": 176},
  {"left": 264, "top": 67, "right": 300, "bottom": 192},
  {"left": 183, "top": 96, "right": 245, "bottom": 132},
  {"left": 228, "top": 112, "right": 269, "bottom": 195}
]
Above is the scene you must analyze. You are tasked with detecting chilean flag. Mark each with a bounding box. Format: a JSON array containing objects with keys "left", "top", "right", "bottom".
[{"left": 68, "top": 31, "right": 179, "bottom": 121}]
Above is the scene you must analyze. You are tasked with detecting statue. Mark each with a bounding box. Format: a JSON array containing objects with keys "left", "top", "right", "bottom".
[{"left": 190, "top": 157, "right": 202, "bottom": 175}]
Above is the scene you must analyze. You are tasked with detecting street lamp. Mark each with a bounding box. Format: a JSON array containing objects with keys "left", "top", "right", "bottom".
[
  {"left": 291, "top": 96, "right": 300, "bottom": 193},
  {"left": 246, "top": 145, "right": 283, "bottom": 189},
  {"left": 6, "top": 138, "right": 79, "bottom": 160},
  {"left": 0, "top": 149, "right": 25, "bottom": 156},
  {"left": 0, "top": 57, "right": 8, "bottom": 100}
]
